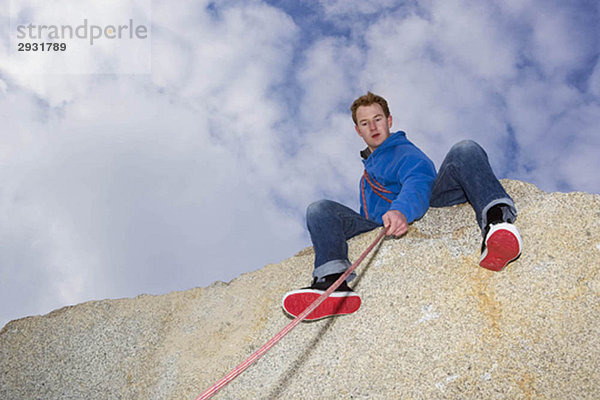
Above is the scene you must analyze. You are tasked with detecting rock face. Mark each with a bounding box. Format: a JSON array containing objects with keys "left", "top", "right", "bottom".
[{"left": 1, "top": 180, "right": 600, "bottom": 399}]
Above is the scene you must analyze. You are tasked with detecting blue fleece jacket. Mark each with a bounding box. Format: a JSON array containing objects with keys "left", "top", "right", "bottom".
[{"left": 360, "top": 131, "right": 437, "bottom": 224}]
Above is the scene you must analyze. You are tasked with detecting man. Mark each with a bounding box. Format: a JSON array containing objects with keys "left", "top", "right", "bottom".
[{"left": 282, "top": 92, "right": 522, "bottom": 320}]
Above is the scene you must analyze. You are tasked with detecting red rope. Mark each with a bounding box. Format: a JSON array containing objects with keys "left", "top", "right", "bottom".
[
  {"left": 361, "top": 170, "right": 393, "bottom": 220},
  {"left": 195, "top": 228, "right": 386, "bottom": 400}
]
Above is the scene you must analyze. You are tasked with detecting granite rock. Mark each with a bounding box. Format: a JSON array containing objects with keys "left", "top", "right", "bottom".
[{"left": 1, "top": 180, "right": 599, "bottom": 399}]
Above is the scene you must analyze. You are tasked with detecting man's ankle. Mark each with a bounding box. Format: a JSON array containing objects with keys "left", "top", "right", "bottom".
[{"left": 486, "top": 204, "right": 506, "bottom": 226}]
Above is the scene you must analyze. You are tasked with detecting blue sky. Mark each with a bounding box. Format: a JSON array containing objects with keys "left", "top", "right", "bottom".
[{"left": 1, "top": 0, "right": 599, "bottom": 328}]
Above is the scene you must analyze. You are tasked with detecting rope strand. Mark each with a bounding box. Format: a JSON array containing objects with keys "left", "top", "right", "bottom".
[
  {"left": 195, "top": 229, "right": 386, "bottom": 400},
  {"left": 361, "top": 170, "right": 393, "bottom": 220}
]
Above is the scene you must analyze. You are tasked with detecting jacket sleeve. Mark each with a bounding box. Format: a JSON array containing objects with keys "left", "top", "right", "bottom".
[{"left": 388, "top": 150, "right": 437, "bottom": 223}]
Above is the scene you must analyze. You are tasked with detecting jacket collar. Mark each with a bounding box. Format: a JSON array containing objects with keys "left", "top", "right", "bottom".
[
  {"left": 359, "top": 131, "right": 405, "bottom": 160},
  {"left": 360, "top": 147, "right": 372, "bottom": 159}
]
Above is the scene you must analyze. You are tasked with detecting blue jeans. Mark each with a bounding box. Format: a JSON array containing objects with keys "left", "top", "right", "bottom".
[{"left": 307, "top": 140, "right": 517, "bottom": 281}]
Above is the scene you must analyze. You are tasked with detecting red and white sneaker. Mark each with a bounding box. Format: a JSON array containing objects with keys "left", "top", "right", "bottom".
[
  {"left": 479, "top": 222, "right": 522, "bottom": 271},
  {"left": 281, "top": 274, "right": 361, "bottom": 321}
]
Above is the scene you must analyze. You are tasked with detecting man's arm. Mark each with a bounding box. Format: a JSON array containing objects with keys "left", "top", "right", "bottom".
[
  {"left": 390, "top": 157, "right": 436, "bottom": 217},
  {"left": 386, "top": 149, "right": 436, "bottom": 233}
]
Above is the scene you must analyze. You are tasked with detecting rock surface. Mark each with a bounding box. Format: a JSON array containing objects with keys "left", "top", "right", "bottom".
[{"left": 1, "top": 180, "right": 599, "bottom": 399}]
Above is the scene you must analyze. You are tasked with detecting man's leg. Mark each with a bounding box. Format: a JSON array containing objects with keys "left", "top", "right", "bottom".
[
  {"left": 430, "top": 140, "right": 522, "bottom": 271},
  {"left": 282, "top": 200, "right": 380, "bottom": 320},
  {"left": 307, "top": 199, "right": 381, "bottom": 282}
]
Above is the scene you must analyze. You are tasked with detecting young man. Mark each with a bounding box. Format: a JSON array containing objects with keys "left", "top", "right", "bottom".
[{"left": 282, "top": 92, "right": 522, "bottom": 320}]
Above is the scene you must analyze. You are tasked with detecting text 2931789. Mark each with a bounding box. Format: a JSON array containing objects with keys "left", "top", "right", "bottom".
[{"left": 18, "top": 42, "right": 67, "bottom": 52}]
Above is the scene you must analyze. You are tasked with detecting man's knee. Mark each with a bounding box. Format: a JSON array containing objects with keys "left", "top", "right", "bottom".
[
  {"left": 451, "top": 139, "right": 481, "bottom": 152},
  {"left": 306, "top": 199, "right": 334, "bottom": 221},
  {"left": 448, "top": 140, "right": 486, "bottom": 160}
]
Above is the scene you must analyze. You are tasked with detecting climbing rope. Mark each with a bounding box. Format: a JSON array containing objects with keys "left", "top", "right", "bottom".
[
  {"left": 361, "top": 169, "right": 393, "bottom": 220},
  {"left": 195, "top": 228, "right": 386, "bottom": 400}
]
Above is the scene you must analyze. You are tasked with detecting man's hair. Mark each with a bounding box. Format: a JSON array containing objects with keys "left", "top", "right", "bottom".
[{"left": 350, "top": 92, "right": 390, "bottom": 125}]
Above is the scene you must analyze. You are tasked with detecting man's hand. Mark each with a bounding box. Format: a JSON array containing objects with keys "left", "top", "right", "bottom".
[{"left": 382, "top": 209, "right": 408, "bottom": 237}]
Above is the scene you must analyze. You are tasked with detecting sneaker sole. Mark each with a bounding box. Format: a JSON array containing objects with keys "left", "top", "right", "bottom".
[
  {"left": 282, "top": 289, "right": 361, "bottom": 321},
  {"left": 479, "top": 223, "right": 522, "bottom": 271}
]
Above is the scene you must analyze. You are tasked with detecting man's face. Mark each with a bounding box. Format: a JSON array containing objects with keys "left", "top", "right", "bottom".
[{"left": 354, "top": 103, "right": 393, "bottom": 151}]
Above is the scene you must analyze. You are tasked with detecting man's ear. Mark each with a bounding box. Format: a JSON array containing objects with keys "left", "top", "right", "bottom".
[
  {"left": 388, "top": 114, "right": 393, "bottom": 129},
  {"left": 355, "top": 124, "right": 362, "bottom": 136}
]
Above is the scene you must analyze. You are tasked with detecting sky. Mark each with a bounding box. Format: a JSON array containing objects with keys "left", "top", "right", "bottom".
[{"left": 1, "top": 0, "right": 598, "bottom": 328}]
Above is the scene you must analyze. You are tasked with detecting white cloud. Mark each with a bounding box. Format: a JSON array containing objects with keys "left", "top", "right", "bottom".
[
  {"left": 319, "top": 0, "right": 401, "bottom": 16},
  {"left": 429, "top": 0, "right": 518, "bottom": 81},
  {"left": 0, "top": 1, "right": 306, "bottom": 327},
  {"left": 591, "top": 60, "right": 600, "bottom": 96},
  {"left": 297, "top": 38, "right": 361, "bottom": 126}
]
